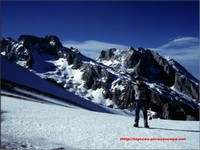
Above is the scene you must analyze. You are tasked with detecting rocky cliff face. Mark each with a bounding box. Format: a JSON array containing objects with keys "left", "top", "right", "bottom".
[
  {"left": 98, "top": 47, "right": 199, "bottom": 101},
  {"left": 1, "top": 35, "right": 199, "bottom": 120}
]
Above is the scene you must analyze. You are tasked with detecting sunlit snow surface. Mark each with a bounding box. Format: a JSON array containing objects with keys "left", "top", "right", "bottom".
[
  {"left": 36, "top": 58, "right": 117, "bottom": 108},
  {"left": 1, "top": 95, "right": 199, "bottom": 149}
]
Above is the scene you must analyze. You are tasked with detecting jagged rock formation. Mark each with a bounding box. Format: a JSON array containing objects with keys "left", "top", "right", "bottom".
[{"left": 1, "top": 35, "right": 199, "bottom": 120}]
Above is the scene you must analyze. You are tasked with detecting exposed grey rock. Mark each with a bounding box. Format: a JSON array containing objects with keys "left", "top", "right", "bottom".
[
  {"left": 174, "top": 73, "right": 199, "bottom": 102},
  {"left": 124, "top": 48, "right": 141, "bottom": 68},
  {"left": 72, "top": 57, "right": 83, "bottom": 69},
  {"left": 81, "top": 64, "right": 111, "bottom": 90},
  {"left": 99, "top": 48, "right": 116, "bottom": 60}
]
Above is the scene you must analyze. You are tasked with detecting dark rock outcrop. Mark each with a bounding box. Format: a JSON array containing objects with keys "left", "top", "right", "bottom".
[
  {"left": 82, "top": 64, "right": 112, "bottom": 90},
  {"left": 174, "top": 73, "right": 199, "bottom": 102},
  {"left": 99, "top": 48, "right": 116, "bottom": 60}
]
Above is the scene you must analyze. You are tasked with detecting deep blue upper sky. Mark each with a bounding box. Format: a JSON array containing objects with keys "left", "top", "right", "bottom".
[{"left": 1, "top": 1, "right": 199, "bottom": 48}]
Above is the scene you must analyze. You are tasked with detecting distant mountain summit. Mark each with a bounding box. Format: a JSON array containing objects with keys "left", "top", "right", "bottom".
[
  {"left": 97, "top": 47, "right": 199, "bottom": 100},
  {"left": 1, "top": 35, "right": 199, "bottom": 120}
]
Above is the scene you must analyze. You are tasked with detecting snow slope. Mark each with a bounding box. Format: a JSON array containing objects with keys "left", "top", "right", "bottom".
[
  {"left": 1, "top": 56, "right": 114, "bottom": 114},
  {"left": 1, "top": 95, "right": 199, "bottom": 149}
]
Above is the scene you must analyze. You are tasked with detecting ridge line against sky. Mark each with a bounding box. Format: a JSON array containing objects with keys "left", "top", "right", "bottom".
[{"left": 63, "top": 36, "right": 199, "bottom": 79}]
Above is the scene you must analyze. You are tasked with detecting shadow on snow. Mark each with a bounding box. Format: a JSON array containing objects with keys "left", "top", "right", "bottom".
[{"left": 150, "top": 127, "right": 200, "bottom": 133}]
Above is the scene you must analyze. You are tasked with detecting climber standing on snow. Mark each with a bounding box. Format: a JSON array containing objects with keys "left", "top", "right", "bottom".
[{"left": 133, "top": 76, "right": 150, "bottom": 128}]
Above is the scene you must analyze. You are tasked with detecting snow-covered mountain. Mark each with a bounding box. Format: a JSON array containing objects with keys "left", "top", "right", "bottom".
[
  {"left": 1, "top": 35, "right": 199, "bottom": 120},
  {"left": 1, "top": 55, "right": 116, "bottom": 114}
]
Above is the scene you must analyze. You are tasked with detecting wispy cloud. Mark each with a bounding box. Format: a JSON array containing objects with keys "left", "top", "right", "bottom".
[
  {"left": 62, "top": 40, "right": 128, "bottom": 59},
  {"left": 160, "top": 37, "right": 199, "bottom": 49},
  {"left": 150, "top": 36, "right": 199, "bottom": 79}
]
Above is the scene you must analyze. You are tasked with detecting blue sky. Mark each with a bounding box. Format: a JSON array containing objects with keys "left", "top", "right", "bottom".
[{"left": 1, "top": 1, "right": 199, "bottom": 79}]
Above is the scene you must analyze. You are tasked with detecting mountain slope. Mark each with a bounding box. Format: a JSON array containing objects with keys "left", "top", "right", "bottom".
[
  {"left": 1, "top": 35, "right": 199, "bottom": 120},
  {"left": 1, "top": 55, "right": 114, "bottom": 114},
  {"left": 1, "top": 95, "right": 200, "bottom": 149},
  {"left": 97, "top": 47, "right": 198, "bottom": 100}
]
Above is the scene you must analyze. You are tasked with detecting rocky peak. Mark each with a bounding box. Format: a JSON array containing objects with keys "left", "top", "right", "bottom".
[
  {"left": 98, "top": 47, "right": 199, "bottom": 102},
  {"left": 124, "top": 48, "right": 141, "bottom": 68},
  {"left": 44, "top": 35, "right": 62, "bottom": 48},
  {"left": 18, "top": 35, "right": 43, "bottom": 46},
  {"left": 99, "top": 48, "right": 116, "bottom": 60}
]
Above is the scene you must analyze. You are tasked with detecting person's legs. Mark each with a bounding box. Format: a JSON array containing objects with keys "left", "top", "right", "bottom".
[
  {"left": 134, "top": 100, "right": 141, "bottom": 126},
  {"left": 141, "top": 101, "right": 149, "bottom": 128}
]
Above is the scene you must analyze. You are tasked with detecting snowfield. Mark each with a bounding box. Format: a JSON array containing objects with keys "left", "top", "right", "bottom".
[{"left": 1, "top": 95, "right": 199, "bottom": 149}]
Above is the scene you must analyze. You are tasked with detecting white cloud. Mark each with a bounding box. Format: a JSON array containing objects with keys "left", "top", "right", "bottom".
[
  {"left": 150, "top": 36, "right": 199, "bottom": 79},
  {"left": 158, "top": 36, "right": 199, "bottom": 50},
  {"left": 62, "top": 40, "right": 128, "bottom": 59}
]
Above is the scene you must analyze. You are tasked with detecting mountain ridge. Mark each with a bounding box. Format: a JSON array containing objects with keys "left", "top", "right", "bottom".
[{"left": 1, "top": 35, "right": 199, "bottom": 120}]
